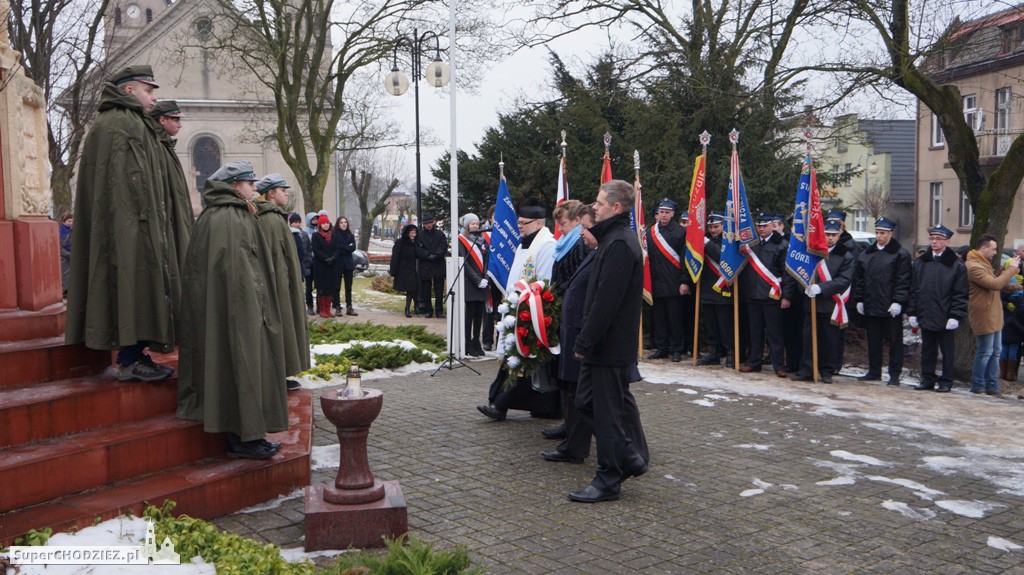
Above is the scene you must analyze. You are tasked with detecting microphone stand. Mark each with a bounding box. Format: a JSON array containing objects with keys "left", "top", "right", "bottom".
[{"left": 432, "top": 240, "right": 482, "bottom": 376}]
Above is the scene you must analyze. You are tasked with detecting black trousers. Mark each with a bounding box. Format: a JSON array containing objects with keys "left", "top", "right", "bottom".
[
  {"left": 652, "top": 296, "right": 685, "bottom": 353},
  {"left": 333, "top": 269, "right": 354, "bottom": 308},
  {"left": 305, "top": 275, "right": 314, "bottom": 307},
  {"left": 800, "top": 313, "right": 842, "bottom": 378},
  {"left": 864, "top": 315, "right": 903, "bottom": 379},
  {"left": 419, "top": 275, "right": 445, "bottom": 314},
  {"left": 782, "top": 297, "right": 803, "bottom": 371},
  {"left": 680, "top": 294, "right": 695, "bottom": 353},
  {"left": 832, "top": 303, "right": 852, "bottom": 370},
  {"left": 562, "top": 376, "right": 648, "bottom": 463},
  {"left": 465, "top": 301, "right": 484, "bottom": 345},
  {"left": 920, "top": 328, "right": 956, "bottom": 387},
  {"left": 703, "top": 303, "right": 733, "bottom": 357},
  {"left": 575, "top": 363, "right": 647, "bottom": 492},
  {"left": 747, "top": 301, "right": 784, "bottom": 371}
]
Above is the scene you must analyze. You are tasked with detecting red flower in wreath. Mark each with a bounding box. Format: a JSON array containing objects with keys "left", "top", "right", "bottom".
[
  {"left": 519, "top": 310, "right": 531, "bottom": 322},
  {"left": 542, "top": 290, "right": 554, "bottom": 302},
  {"left": 516, "top": 326, "right": 528, "bottom": 337},
  {"left": 522, "top": 344, "right": 531, "bottom": 355},
  {"left": 544, "top": 316, "right": 553, "bottom": 327}
]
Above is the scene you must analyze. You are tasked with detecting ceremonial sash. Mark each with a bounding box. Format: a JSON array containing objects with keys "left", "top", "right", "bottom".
[
  {"left": 707, "top": 259, "right": 732, "bottom": 297},
  {"left": 651, "top": 225, "right": 681, "bottom": 269},
  {"left": 815, "top": 259, "right": 850, "bottom": 327},
  {"left": 741, "top": 244, "right": 781, "bottom": 300},
  {"left": 459, "top": 234, "right": 485, "bottom": 273},
  {"left": 512, "top": 279, "right": 561, "bottom": 356}
]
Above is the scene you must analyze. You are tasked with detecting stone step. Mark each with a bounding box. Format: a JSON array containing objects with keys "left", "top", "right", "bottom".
[
  {"left": 0, "top": 413, "right": 224, "bottom": 512},
  {"left": 0, "top": 390, "right": 313, "bottom": 546},
  {"left": 0, "top": 337, "right": 110, "bottom": 388},
  {"left": 0, "top": 376, "right": 177, "bottom": 449}
]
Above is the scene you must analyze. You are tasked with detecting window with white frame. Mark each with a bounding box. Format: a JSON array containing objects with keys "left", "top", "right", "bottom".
[
  {"left": 844, "top": 163, "right": 853, "bottom": 186},
  {"left": 852, "top": 209, "right": 868, "bottom": 232},
  {"left": 959, "top": 189, "right": 974, "bottom": 228},
  {"left": 996, "top": 87, "right": 1011, "bottom": 131},
  {"left": 963, "top": 94, "right": 980, "bottom": 131},
  {"left": 930, "top": 182, "right": 943, "bottom": 227},
  {"left": 931, "top": 113, "right": 945, "bottom": 147}
]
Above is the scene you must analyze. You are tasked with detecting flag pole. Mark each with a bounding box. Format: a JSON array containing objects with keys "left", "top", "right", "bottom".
[
  {"left": 634, "top": 149, "right": 644, "bottom": 362},
  {"left": 803, "top": 129, "right": 820, "bottom": 383},
  {"left": 729, "top": 129, "right": 741, "bottom": 372},
  {"left": 692, "top": 132, "right": 710, "bottom": 365}
]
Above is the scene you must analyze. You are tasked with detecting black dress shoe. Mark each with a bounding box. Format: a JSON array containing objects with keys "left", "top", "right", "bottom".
[
  {"left": 858, "top": 374, "right": 882, "bottom": 382},
  {"left": 790, "top": 373, "right": 812, "bottom": 382},
  {"left": 568, "top": 484, "right": 620, "bottom": 503},
  {"left": 914, "top": 383, "right": 936, "bottom": 391},
  {"left": 227, "top": 439, "right": 277, "bottom": 460},
  {"left": 259, "top": 438, "right": 282, "bottom": 451},
  {"left": 622, "top": 454, "right": 648, "bottom": 479},
  {"left": 405, "top": 310, "right": 412, "bottom": 318},
  {"left": 425, "top": 312, "right": 434, "bottom": 318},
  {"left": 696, "top": 354, "right": 720, "bottom": 366},
  {"left": 477, "top": 404, "right": 506, "bottom": 421},
  {"left": 724, "top": 357, "right": 735, "bottom": 369},
  {"left": 541, "top": 450, "right": 584, "bottom": 464},
  {"left": 671, "top": 353, "right": 682, "bottom": 363},
  {"left": 820, "top": 374, "right": 833, "bottom": 383},
  {"left": 887, "top": 379, "right": 901, "bottom": 387},
  {"left": 286, "top": 379, "right": 301, "bottom": 391},
  {"left": 935, "top": 383, "right": 953, "bottom": 393},
  {"left": 541, "top": 424, "right": 567, "bottom": 439},
  {"left": 649, "top": 350, "right": 669, "bottom": 360}
]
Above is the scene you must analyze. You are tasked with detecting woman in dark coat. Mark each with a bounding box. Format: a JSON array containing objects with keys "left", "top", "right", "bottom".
[
  {"left": 332, "top": 216, "right": 358, "bottom": 316},
  {"left": 459, "top": 214, "right": 489, "bottom": 356},
  {"left": 310, "top": 214, "right": 340, "bottom": 318},
  {"left": 391, "top": 225, "right": 420, "bottom": 317}
]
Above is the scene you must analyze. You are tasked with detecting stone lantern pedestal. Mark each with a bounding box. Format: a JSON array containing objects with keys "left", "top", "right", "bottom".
[{"left": 304, "top": 388, "right": 407, "bottom": 550}]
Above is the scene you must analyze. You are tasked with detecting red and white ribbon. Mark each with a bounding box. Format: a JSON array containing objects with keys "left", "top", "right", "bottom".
[
  {"left": 458, "top": 234, "right": 485, "bottom": 273},
  {"left": 651, "top": 225, "right": 681, "bottom": 269},
  {"left": 815, "top": 260, "right": 850, "bottom": 327},
  {"left": 512, "top": 280, "right": 561, "bottom": 357},
  {"left": 741, "top": 244, "right": 781, "bottom": 300},
  {"left": 707, "top": 260, "right": 732, "bottom": 296}
]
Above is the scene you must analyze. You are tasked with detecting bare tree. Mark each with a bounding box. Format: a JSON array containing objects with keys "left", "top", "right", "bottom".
[
  {"left": 7, "top": 0, "right": 112, "bottom": 215},
  {"left": 852, "top": 179, "right": 891, "bottom": 221},
  {"left": 349, "top": 150, "right": 407, "bottom": 250}
]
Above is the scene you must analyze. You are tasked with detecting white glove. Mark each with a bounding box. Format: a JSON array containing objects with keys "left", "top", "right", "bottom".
[
  {"left": 856, "top": 302, "right": 865, "bottom": 315},
  {"left": 805, "top": 284, "right": 821, "bottom": 298},
  {"left": 908, "top": 316, "right": 919, "bottom": 329},
  {"left": 946, "top": 318, "right": 959, "bottom": 330},
  {"left": 478, "top": 279, "right": 489, "bottom": 289},
  {"left": 888, "top": 303, "right": 902, "bottom": 317}
]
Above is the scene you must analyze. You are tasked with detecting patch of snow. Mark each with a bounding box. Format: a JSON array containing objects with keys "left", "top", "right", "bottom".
[
  {"left": 881, "top": 500, "right": 935, "bottom": 521},
  {"left": 924, "top": 455, "right": 1024, "bottom": 498},
  {"left": 739, "top": 489, "right": 764, "bottom": 497},
  {"left": 676, "top": 388, "right": 699, "bottom": 395},
  {"left": 238, "top": 489, "right": 303, "bottom": 513},
  {"left": 816, "top": 476, "right": 856, "bottom": 486},
  {"left": 704, "top": 394, "right": 736, "bottom": 402},
  {"left": 830, "top": 450, "right": 890, "bottom": 466},
  {"left": 311, "top": 444, "right": 341, "bottom": 471},
  {"left": 864, "top": 476, "right": 945, "bottom": 499},
  {"left": 752, "top": 478, "right": 773, "bottom": 490},
  {"left": 987, "top": 536, "right": 1023, "bottom": 552},
  {"left": 934, "top": 500, "right": 1006, "bottom": 519},
  {"left": 691, "top": 399, "right": 716, "bottom": 407},
  {"left": 735, "top": 444, "right": 773, "bottom": 451}
]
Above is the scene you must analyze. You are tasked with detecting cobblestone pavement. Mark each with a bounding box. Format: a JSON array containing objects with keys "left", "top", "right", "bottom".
[{"left": 217, "top": 312, "right": 1024, "bottom": 574}]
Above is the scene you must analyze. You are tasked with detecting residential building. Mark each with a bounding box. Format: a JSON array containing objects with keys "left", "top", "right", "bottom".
[{"left": 917, "top": 5, "right": 1024, "bottom": 249}]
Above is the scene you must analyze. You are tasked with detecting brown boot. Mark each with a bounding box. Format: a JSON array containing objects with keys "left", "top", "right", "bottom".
[
  {"left": 346, "top": 305, "right": 358, "bottom": 316},
  {"left": 999, "top": 359, "right": 1009, "bottom": 381},
  {"left": 1009, "top": 358, "right": 1020, "bottom": 382}
]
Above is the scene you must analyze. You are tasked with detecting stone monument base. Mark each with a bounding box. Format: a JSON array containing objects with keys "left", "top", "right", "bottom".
[{"left": 303, "top": 480, "right": 408, "bottom": 550}]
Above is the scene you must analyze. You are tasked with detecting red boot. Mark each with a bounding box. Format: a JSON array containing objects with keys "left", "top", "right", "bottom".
[{"left": 318, "top": 296, "right": 333, "bottom": 318}]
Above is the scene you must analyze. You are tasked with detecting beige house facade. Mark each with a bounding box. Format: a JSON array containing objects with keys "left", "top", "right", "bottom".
[
  {"left": 100, "top": 0, "right": 337, "bottom": 216},
  {"left": 916, "top": 6, "right": 1024, "bottom": 249}
]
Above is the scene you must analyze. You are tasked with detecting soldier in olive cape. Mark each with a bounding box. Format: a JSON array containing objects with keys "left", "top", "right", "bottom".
[
  {"left": 254, "top": 173, "right": 311, "bottom": 391},
  {"left": 65, "top": 65, "right": 177, "bottom": 382},
  {"left": 177, "top": 161, "right": 288, "bottom": 460}
]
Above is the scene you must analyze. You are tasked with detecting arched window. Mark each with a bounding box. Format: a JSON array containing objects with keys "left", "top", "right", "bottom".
[
  {"left": 192, "top": 136, "right": 221, "bottom": 206},
  {"left": 145, "top": 8, "right": 152, "bottom": 22},
  {"left": 114, "top": 7, "right": 122, "bottom": 25}
]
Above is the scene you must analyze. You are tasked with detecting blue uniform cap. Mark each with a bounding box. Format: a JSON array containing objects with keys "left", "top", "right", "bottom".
[
  {"left": 928, "top": 225, "right": 954, "bottom": 239},
  {"left": 874, "top": 217, "right": 896, "bottom": 231}
]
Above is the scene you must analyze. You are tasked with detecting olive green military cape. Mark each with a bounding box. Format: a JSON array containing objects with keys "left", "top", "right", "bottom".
[
  {"left": 176, "top": 180, "right": 288, "bottom": 441},
  {"left": 255, "top": 199, "right": 311, "bottom": 375},
  {"left": 153, "top": 122, "right": 194, "bottom": 308},
  {"left": 65, "top": 82, "right": 178, "bottom": 352}
]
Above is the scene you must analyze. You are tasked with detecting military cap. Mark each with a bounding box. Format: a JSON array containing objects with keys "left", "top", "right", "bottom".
[
  {"left": 518, "top": 197, "right": 547, "bottom": 219},
  {"left": 874, "top": 217, "right": 896, "bottom": 231},
  {"left": 706, "top": 211, "right": 725, "bottom": 224},
  {"left": 421, "top": 213, "right": 436, "bottom": 224},
  {"left": 209, "top": 160, "right": 258, "bottom": 184},
  {"left": 927, "top": 224, "right": 954, "bottom": 239},
  {"left": 657, "top": 198, "right": 677, "bottom": 212},
  {"left": 826, "top": 209, "right": 847, "bottom": 223},
  {"left": 256, "top": 173, "right": 290, "bottom": 194},
  {"left": 754, "top": 212, "right": 774, "bottom": 226},
  {"left": 680, "top": 211, "right": 690, "bottom": 222},
  {"left": 824, "top": 220, "right": 843, "bottom": 233},
  {"left": 150, "top": 100, "right": 183, "bottom": 119},
  {"left": 110, "top": 64, "right": 159, "bottom": 88}
]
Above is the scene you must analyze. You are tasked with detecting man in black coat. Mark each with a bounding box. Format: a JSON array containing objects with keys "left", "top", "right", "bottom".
[
  {"left": 907, "top": 225, "right": 969, "bottom": 392},
  {"left": 740, "top": 213, "right": 790, "bottom": 376},
  {"left": 568, "top": 180, "right": 648, "bottom": 503},
  {"left": 790, "top": 220, "right": 855, "bottom": 384},
  {"left": 697, "top": 211, "right": 735, "bottom": 367},
  {"left": 646, "top": 199, "right": 691, "bottom": 362},
  {"left": 416, "top": 214, "right": 448, "bottom": 317},
  {"left": 853, "top": 217, "right": 912, "bottom": 386},
  {"left": 826, "top": 209, "right": 861, "bottom": 372}
]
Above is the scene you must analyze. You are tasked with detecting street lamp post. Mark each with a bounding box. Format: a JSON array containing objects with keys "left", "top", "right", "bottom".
[{"left": 384, "top": 29, "right": 451, "bottom": 222}]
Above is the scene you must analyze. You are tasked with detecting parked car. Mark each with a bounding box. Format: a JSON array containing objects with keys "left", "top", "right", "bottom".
[
  {"left": 848, "top": 230, "right": 875, "bottom": 249},
  {"left": 352, "top": 249, "right": 369, "bottom": 272}
]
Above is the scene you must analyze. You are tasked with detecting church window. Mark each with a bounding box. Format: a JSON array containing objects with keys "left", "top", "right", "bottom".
[
  {"left": 146, "top": 8, "right": 152, "bottom": 22},
  {"left": 192, "top": 136, "right": 222, "bottom": 203},
  {"left": 114, "top": 7, "right": 122, "bottom": 25}
]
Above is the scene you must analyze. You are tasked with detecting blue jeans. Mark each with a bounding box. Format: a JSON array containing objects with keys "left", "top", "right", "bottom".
[{"left": 971, "top": 331, "right": 1001, "bottom": 393}]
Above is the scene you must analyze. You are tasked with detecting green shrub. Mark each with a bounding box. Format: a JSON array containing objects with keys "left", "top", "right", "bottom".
[
  {"left": 326, "top": 534, "right": 483, "bottom": 575},
  {"left": 307, "top": 321, "right": 446, "bottom": 354}
]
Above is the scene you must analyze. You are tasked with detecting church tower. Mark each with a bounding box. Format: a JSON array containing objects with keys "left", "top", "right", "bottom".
[{"left": 105, "top": 0, "right": 173, "bottom": 52}]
